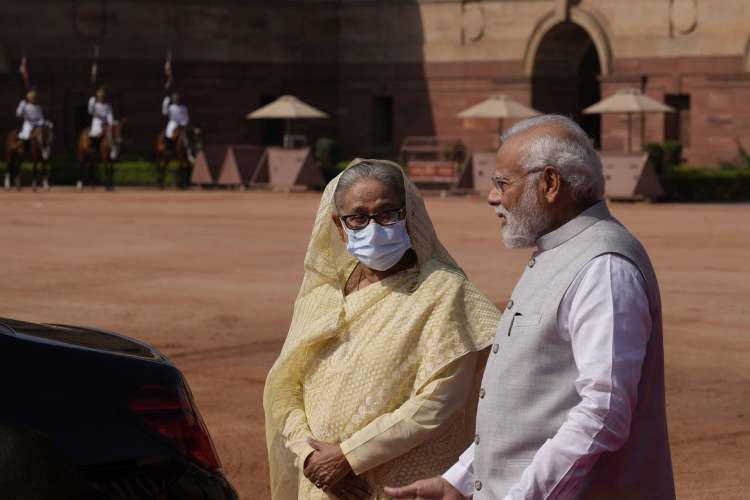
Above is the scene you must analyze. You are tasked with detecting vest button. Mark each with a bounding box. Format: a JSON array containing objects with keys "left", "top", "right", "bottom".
[
  {"left": 479, "top": 387, "right": 485, "bottom": 398},
  {"left": 529, "top": 257, "right": 536, "bottom": 268},
  {"left": 474, "top": 434, "right": 480, "bottom": 445},
  {"left": 507, "top": 299, "right": 514, "bottom": 310},
  {"left": 492, "top": 343, "right": 499, "bottom": 354},
  {"left": 475, "top": 480, "right": 482, "bottom": 491}
]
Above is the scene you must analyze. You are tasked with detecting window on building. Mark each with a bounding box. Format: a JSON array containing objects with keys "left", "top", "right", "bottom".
[
  {"left": 372, "top": 96, "right": 393, "bottom": 147},
  {"left": 664, "top": 94, "right": 691, "bottom": 147}
]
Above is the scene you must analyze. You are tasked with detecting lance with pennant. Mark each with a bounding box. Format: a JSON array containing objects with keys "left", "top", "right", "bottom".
[
  {"left": 164, "top": 49, "right": 173, "bottom": 90},
  {"left": 19, "top": 54, "right": 29, "bottom": 89},
  {"left": 91, "top": 45, "right": 100, "bottom": 84}
]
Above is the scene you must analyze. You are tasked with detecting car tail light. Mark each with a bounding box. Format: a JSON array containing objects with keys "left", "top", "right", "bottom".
[{"left": 128, "top": 383, "right": 222, "bottom": 473}]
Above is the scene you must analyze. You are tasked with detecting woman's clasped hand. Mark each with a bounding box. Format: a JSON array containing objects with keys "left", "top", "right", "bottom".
[{"left": 304, "top": 439, "right": 372, "bottom": 499}]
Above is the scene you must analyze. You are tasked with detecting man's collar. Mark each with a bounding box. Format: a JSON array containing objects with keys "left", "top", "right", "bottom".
[{"left": 535, "top": 201, "right": 610, "bottom": 252}]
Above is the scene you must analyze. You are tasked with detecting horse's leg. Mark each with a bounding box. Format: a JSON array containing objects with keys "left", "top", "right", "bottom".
[
  {"left": 107, "top": 151, "right": 115, "bottom": 191},
  {"left": 85, "top": 150, "right": 96, "bottom": 189},
  {"left": 4, "top": 150, "right": 14, "bottom": 190},
  {"left": 5, "top": 153, "right": 14, "bottom": 190},
  {"left": 13, "top": 152, "right": 22, "bottom": 190},
  {"left": 181, "top": 157, "right": 189, "bottom": 190},
  {"left": 31, "top": 160, "right": 38, "bottom": 192},
  {"left": 159, "top": 155, "right": 167, "bottom": 189},
  {"left": 177, "top": 147, "right": 187, "bottom": 189},
  {"left": 41, "top": 159, "right": 49, "bottom": 190}
]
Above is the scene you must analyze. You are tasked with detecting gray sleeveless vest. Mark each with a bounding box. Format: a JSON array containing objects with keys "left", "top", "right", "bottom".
[{"left": 473, "top": 202, "right": 675, "bottom": 500}]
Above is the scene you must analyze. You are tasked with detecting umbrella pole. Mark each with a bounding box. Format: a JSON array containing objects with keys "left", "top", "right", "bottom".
[
  {"left": 284, "top": 119, "right": 291, "bottom": 148},
  {"left": 627, "top": 112, "right": 632, "bottom": 153}
]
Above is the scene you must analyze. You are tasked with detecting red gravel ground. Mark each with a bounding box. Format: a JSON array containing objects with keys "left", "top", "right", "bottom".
[{"left": 1, "top": 190, "right": 748, "bottom": 499}]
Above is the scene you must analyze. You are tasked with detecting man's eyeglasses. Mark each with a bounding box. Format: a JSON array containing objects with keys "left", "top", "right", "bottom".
[
  {"left": 490, "top": 167, "right": 545, "bottom": 193},
  {"left": 340, "top": 208, "right": 405, "bottom": 231}
]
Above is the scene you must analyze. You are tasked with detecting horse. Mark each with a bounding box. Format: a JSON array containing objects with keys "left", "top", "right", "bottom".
[
  {"left": 77, "top": 120, "right": 124, "bottom": 190},
  {"left": 4, "top": 123, "right": 54, "bottom": 191},
  {"left": 154, "top": 126, "right": 202, "bottom": 189}
]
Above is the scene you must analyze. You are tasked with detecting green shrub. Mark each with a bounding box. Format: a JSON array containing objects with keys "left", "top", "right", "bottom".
[
  {"left": 739, "top": 146, "right": 750, "bottom": 168},
  {"left": 659, "top": 166, "right": 750, "bottom": 202},
  {"left": 0, "top": 159, "right": 184, "bottom": 187},
  {"left": 661, "top": 141, "right": 683, "bottom": 170},
  {"left": 644, "top": 143, "right": 664, "bottom": 174},
  {"left": 315, "top": 137, "right": 341, "bottom": 181}
]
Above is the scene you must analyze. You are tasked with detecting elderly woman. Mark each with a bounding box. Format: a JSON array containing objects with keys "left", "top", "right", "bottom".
[{"left": 264, "top": 159, "right": 500, "bottom": 499}]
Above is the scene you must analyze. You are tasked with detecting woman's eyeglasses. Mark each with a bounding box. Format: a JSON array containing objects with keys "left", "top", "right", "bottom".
[{"left": 340, "top": 208, "right": 405, "bottom": 231}]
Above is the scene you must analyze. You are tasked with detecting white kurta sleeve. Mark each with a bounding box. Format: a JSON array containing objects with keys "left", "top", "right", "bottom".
[
  {"left": 162, "top": 96, "right": 170, "bottom": 116},
  {"left": 502, "top": 254, "right": 651, "bottom": 500},
  {"left": 88, "top": 96, "right": 96, "bottom": 115},
  {"left": 16, "top": 100, "right": 26, "bottom": 118},
  {"left": 443, "top": 443, "right": 476, "bottom": 497}
]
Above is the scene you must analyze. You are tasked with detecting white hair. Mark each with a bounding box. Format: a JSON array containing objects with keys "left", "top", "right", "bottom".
[{"left": 501, "top": 115, "right": 604, "bottom": 203}]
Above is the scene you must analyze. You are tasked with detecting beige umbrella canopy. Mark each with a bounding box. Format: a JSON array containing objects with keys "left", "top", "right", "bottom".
[
  {"left": 583, "top": 88, "right": 674, "bottom": 152},
  {"left": 246, "top": 95, "right": 328, "bottom": 147},
  {"left": 457, "top": 94, "right": 541, "bottom": 137}
]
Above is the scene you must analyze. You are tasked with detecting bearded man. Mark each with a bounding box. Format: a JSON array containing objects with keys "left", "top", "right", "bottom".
[{"left": 386, "top": 115, "right": 675, "bottom": 500}]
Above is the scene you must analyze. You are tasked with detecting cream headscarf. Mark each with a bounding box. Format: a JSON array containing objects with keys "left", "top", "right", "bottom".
[{"left": 264, "top": 159, "right": 498, "bottom": 499}]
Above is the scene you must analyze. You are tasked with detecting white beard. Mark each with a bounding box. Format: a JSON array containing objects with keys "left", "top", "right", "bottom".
[{"left": 495, "top": 180, "right": 552, "bottom": 248}]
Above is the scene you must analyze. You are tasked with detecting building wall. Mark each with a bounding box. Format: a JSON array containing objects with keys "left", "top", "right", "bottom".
[
  {"left": 338, "top": 0, "right": 750, "bottom": 164},
  {"left": 2, "top": 0, "right": 750, "bottom": 166}
]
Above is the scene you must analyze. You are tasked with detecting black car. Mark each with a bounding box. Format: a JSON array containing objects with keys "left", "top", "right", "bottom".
[{"left": 0, "top": 317, "right": 239, "bottom": 500}]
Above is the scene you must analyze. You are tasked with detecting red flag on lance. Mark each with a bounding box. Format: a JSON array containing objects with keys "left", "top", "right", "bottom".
[
  {"left": 164, "top": 49, "right": 173, "bottom": 90},
  {"left": 19, "top": 55, "right": 29, "bottom": 89},
  {"left": 91, "top": 45, "right": 100, "bottom": 84}
]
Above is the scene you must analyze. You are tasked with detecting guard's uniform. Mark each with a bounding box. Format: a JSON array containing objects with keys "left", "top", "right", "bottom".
[
  {"left": 16, "top": 100, "right": 45, "bottom": 140},
  {"left": 88, "top": 97, "right": 114, "bottom": 138},
  {"left": 162, "top": 96, "right": 189, "bottom": 139}
]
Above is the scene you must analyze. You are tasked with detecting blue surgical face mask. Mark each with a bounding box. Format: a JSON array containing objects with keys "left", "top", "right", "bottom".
[{"left": 343, "top": 219, "right": 412, "bottom": 271}]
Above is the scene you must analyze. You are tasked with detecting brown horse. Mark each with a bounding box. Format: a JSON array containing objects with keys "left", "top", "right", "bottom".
[
  {"left": 4, "top": 124, "right": 54, "bottom": 191},
  {"left": 154, "top": 126, "right": 202, "bottom": 189},
  {"left": 77, "top": 121, "right": 124, "bottom": 190}
]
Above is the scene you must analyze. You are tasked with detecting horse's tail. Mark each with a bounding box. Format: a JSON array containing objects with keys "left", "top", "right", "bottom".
[{"left": 77, "top": 128, "right": 91, "bottom": 163}]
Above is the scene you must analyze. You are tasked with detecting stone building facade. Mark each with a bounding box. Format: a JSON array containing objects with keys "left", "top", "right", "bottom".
[{"left": 2, "top": 0, "right": 749, "bottom": 166}]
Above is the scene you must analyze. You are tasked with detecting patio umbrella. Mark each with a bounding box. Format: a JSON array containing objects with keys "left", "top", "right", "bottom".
[
  {"left": 457, "top": 94, "right": 541, "bottom": 137},
  {"left": 246, "top": 95, "right": 328, "bottom": 148},
  {"left": 583, "top": 88, "right": 674, "bottom": 152}
]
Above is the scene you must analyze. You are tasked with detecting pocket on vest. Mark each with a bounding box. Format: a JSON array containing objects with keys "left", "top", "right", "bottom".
[{"left": 509, "top": 312, "right": 541, "bottom": 329}]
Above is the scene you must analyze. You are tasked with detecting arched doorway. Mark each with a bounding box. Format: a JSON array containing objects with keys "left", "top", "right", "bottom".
[{"left": 531, "top": 22, "right": 601, "bottom": 147}]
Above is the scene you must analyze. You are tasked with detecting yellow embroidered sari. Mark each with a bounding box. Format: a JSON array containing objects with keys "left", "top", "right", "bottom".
[{"left": 264, "top": 160, "right": 500, "bottom": 499}]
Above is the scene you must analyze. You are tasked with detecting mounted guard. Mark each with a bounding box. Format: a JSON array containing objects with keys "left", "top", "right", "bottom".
[
  {"left": 155, "top": 91, "right": 199, "bottom": 189},
  {"left": 162, "top": 92, "right": 192, "bottom": 159},
  {"left": 5, "top": 88, "right": 54, "bottom": 190},
  {"left": 77, "top": 86, "right": 123, "bottom": 190}
]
